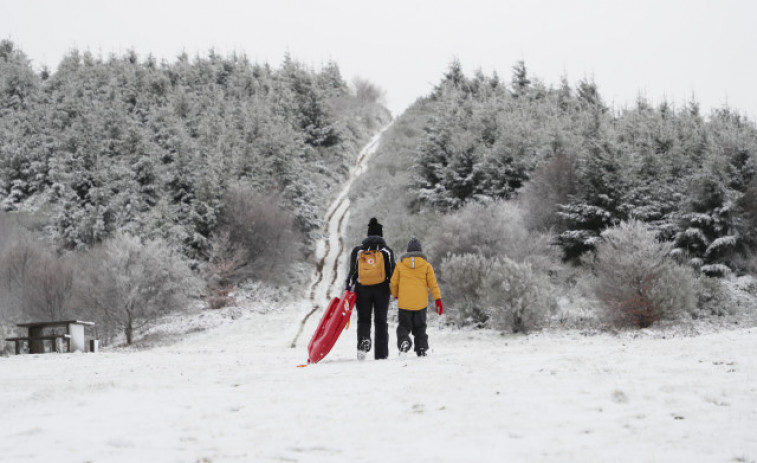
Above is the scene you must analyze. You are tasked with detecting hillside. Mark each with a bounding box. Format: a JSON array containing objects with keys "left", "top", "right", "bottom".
[
  {"left": 2, "top": 95, "right": 757, "bottom": 463},
  {"left": 0, "top": 41, "right": 391, "bottom": 341}
]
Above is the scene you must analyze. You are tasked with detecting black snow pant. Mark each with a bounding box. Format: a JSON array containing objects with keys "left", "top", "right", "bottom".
[
  {"left": 397, "top": 308, "right": 428, "bottom": 355},
  {"left": 355, "top": 283, "right": 390, "bottom": 360}
]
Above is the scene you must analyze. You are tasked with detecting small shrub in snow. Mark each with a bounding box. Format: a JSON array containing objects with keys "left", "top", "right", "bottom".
[
  {"left": 439, "top": 253, "right": 491, "bottom": 327},
  {"left": 593, "top": 220, "right": 697, "bottom": 328},
  {"left": 480, "top": 257, "right": 554, "bottom": 333},
  {"left": 694, "top": 276, "right": 733, "bottom": 317},
  {"left": 440, "top": 253, "right": 554, "bottom": 332},
  {"left": 206, "top": 286, "right": 236, "bottom": 310}
]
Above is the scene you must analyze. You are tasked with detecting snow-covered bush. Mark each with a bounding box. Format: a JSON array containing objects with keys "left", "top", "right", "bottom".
[
  {"left": 76, "top": 233, "right": 202, "bottom": 345},
  {"left": 439, "top": 253, "right": 490, "bottom": 327},
  {"left": 592, "top": 220, "right": 697, "bottom": 328},
  {"left": 440, "top": 253, "right": 555, "bottom": 331},
  {"left": 694, "top": 276, "right": 734, "bottom": 317},
  {"left": 480, "top": 257, "right": 555, "bottom": 333},
  {"left": 430, "top": 201, "right": 523, "bottom": 260},
  {"left": 429, "top": 200, "right": 556, "bottom": 274}
]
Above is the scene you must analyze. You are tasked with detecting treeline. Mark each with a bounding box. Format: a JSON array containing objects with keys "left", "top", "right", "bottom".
[
  {"left": 347, "top": 60, "right": 756, "bottom": 332},
  {"left": 0, "top": 40, "right": 390, "bottom": 344},
  {"left": 416, "top": 60, "right": 757, "bottom": 274}
]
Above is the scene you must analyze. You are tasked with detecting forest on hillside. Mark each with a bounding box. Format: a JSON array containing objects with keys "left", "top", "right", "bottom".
[
  {"left": 347, "top": 60, "right": 757, "bottom": 332},
  {"left": 2, "top": 37, "right": 756, "bottom": 346},
  {"left": 0, "top": 40, "right": 390, "bottom": 344}
]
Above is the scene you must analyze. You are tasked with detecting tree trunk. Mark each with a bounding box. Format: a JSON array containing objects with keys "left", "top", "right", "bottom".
[{"left": 125, "top": 313, "right": 134, "bottom": 345}]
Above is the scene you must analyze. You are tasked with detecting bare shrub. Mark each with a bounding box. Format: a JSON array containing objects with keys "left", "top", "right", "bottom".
[
  {"left": 76, "top": 233, "right": 201, "bottom": 345},
  {"left": 0, "top": 212, "right": 24, "bottom": 255},
  {"left": 519, "top": 151, "right": 578, "bottom": 232},
  {"left": 730, "top": 251, "right": 757, "bottom": 276},
  {"left": 352, "top": 77, "right": 386, "bottom": 105},
  {"left": 593, "top": 220, "right": 697, "bottom": 328},
  {"left": 205, "top": 231, "right": 246, "bottom": 309},
  {"left": 440, "top": 253, "right": 555, "bottom": 331},
  {"left": 211, "top": 187, "right": 303, "bottom": 286},
  {"left": 1, "top": 242, "right": 76, "bottom": 321},
  {"left": 21, "top": 251, "right": 76, "bottom": 321}
]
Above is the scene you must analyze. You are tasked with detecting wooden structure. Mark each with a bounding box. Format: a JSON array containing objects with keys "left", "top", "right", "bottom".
[{"left": 5, "top": 320, "right": 95, "bottom": 354}]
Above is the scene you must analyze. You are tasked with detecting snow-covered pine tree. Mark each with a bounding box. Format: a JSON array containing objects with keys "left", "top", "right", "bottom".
[
  {"left": 510, "top": 60, "right": 531, "bottom": 99},
  {"left": 673, "top": 157, "right": 739, "bottom": 276},
  {"left": 556, "top": 109, "right": 627, "bottom": 261}
]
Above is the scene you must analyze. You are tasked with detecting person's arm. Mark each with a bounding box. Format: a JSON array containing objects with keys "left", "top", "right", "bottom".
[
  {"left": 390, "top": 263, "right": 400, "bottom": 299},
  {"left": 345, "top": 246, "right": 359, "bottom": 290},
  {"left": 383, "top": 247, "right": 395, "bottom": 282},
  {"left": 427, "top": 264, "right": 442, "bottom": 301}
]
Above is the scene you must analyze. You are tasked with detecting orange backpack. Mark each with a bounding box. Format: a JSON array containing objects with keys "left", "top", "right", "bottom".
[{"left": 357, "top": 249, "right": 386, "bottom": 286}]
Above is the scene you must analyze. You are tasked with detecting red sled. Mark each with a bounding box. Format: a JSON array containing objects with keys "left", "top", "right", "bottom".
[{"left": 307, "top": 290, "right": 357, "bottom": 364}]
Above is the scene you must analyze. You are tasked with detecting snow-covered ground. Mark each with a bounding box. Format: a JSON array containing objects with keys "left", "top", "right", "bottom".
[
  {"left": 2, "top": 129, "right": 756, "bottom": 463},
  {"left": 1, "top": 304, "right": 756, "bottom": 463}
]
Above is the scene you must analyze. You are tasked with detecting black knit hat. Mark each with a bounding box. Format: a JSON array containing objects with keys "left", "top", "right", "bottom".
[
  {"left": 367, "top": 217, "right": 383, "bottom": 237},
  {"left": 407, "top": 236, "right": 422, "bottom": 253}
]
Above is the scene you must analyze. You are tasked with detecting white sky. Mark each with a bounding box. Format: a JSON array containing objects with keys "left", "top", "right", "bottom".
[{"left": 2, "top": 0, "right": 757, "bottom": 119}]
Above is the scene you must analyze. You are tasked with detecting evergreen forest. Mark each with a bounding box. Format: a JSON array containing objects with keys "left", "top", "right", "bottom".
[
  {"left": 0, "top": 40, "right": 390, "bottom": 343},
  {"left": 2, "top": 40, "right": 757, "bottom": 343},
  {"left": 347, "top": 60, "right": 757, "bottom": 331}
]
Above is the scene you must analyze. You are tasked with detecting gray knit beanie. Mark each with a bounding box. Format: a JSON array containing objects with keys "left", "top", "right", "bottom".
[{"left": 407, "top": 236, "right": 422, "bottom": 253}]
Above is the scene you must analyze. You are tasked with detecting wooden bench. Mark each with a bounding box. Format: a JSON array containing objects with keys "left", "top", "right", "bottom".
[
  {"left": 5, "top": 320, "right": 94, "bottom": 354},
  {"left": 5, "top": 334, "right": 71, "bottom": 354}
]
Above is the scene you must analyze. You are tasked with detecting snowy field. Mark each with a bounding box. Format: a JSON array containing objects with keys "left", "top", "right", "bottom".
[{"left": 1, "top": 300, "right": 756, "bottom": 463}]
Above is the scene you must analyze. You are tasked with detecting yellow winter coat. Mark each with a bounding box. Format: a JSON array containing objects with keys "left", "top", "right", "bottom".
[{"left": 390, "top": 252, "right": 442, "bottom": 311}]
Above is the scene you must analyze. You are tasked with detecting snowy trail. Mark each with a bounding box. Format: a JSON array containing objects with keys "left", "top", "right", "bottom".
[{"left": 290, "top": 124, "right": 392, "bottom": 349}]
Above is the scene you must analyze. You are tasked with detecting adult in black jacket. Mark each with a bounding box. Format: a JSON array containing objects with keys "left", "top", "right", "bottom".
[{"left": 345, "top": 217, "right": 395, "bottom": 360}]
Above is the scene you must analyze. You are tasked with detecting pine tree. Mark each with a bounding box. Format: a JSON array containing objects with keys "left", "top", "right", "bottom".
[
  {"left": 511, "top": 60, "right": 531, "bottom": 99},
  {"left": 557, "top": 110, "right": 626, "bottom": 261},
  {"left": 674, "top": 157, "right": 739, "bottom": 275}
]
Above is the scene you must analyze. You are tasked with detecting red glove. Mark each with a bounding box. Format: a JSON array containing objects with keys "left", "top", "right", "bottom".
[{"left": 435, "top": 299, "right": 444, "bottom": 315}]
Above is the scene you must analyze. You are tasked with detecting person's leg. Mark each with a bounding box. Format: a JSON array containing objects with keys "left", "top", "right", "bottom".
[
  {"left": 373, "top": 285, "right": 390, "bottom": 360},
  {"left": 412, "top": 308, "right": 429, "bottom": 355},
  {"left": 396, "top": 309, "right": 413, "bottom": 353},
  {"left": 355, "top": 287, "right": 372, "bottom": 353}
]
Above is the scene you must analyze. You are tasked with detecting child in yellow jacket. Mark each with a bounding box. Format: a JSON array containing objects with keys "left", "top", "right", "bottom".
[{"left": 390, "top": 237, "right": 443, "bottom": 357}]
